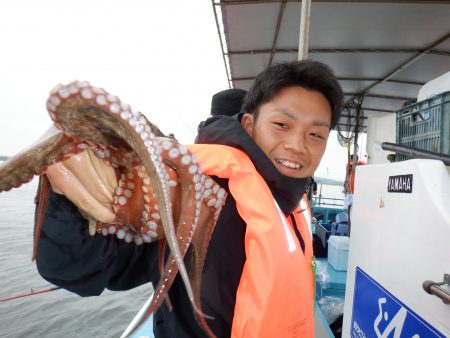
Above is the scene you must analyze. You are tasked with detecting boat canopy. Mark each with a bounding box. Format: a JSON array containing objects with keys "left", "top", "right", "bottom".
[{"left": 212, "top": 0, "right": 450, "bottom": 133}]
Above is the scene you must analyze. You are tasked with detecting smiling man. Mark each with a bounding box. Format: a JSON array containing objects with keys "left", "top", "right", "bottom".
[
  {"left": 36, "top": 60, "right": 343, "bottom": 338},
  {"left": 191, "top": 60, "right": 342, "bottom": 338},
  {"left": 241, "top": 86, "right": 331, "bottom": 178}
]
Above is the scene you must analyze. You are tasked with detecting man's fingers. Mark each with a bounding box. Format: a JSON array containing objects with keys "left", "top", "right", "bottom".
[
  {"left": 62, "top": 151, "right": 116, "bottom": 208},
  {"left": 87, "top": 150, "right": 118, "bottom": 194},
  {"left": 46, "top": 162, "right": 115, "bottom": 223}
]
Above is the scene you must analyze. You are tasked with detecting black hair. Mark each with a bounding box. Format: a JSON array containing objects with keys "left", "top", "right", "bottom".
[{"left": 242, "top": 60, "right": 343, "bottom": 129}]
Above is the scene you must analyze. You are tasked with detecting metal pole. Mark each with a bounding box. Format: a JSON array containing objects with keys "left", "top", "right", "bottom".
[
  {"left": 298, "top": 0, "right": 312, "bottom": 60},
  {"left": 382, "top": 142, "right": 450, "bottom": 166}
]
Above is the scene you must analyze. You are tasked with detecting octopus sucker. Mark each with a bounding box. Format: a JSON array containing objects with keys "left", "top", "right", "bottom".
[{"left": 0, "top": 81, "right": 227, "bottom": 338}]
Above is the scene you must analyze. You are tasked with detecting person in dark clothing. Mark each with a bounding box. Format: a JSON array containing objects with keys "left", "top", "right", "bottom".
[
  {"left": 196, "top": 88, "right": 247, "bottom": 142},
  {"left": 307, "top": 176, "right": 318, "bottom": 204},
  {"left": 36, "top": 60, "right": 343, "bottom": 338},
  {"left": 210, "top": 88, "right": 247, "bottom": 117}
]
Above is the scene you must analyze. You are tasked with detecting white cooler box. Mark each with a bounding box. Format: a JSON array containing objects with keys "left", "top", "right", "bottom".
[{"left": 327, "top": 235, "right": 349, "bottom": 271}]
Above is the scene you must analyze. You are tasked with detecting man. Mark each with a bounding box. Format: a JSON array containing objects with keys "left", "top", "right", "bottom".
[
  {"left": 344, "top": 154, "right": 366, "bottom": 235},
  {"left": 306, "top": 176, "right": 318, "bottom": 205},
  {"left": 36, "top": 60, "right": 343, "bottom": 337}
]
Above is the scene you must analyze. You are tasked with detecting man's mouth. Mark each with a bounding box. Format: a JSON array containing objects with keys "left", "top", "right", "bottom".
[{"left": 276, "top": 159, "right": 302, "bottom": 170}]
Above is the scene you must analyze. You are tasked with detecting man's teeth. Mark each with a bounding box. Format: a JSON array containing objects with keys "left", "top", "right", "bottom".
[{"left": 277, "top": 159, "right": 300, "bottom": 169}]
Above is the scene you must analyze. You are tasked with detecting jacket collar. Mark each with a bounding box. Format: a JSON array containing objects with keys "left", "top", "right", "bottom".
[{"left": 196, "top": 114, "right": 308, "bottom": 215}]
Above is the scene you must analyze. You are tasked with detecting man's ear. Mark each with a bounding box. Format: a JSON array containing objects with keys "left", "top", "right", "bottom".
[{"left": 241, "top": 113, "right": 254, "bottom": 136}]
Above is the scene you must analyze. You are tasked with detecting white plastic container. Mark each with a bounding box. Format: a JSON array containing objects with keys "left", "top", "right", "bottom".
[
  {"left": 417, "top": 70, "right": 450, "bottom": 101},
  {"left": 327, "top": 235, "right": 349, "bottom": 271}
]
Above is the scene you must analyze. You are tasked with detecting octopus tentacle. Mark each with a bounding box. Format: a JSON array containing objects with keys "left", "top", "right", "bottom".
[
  {"left": 150, "top": 138, "right": 202, "bottom": 296},
  {"left": 123, "top": 137, "right": 215, "bottom": 337},
  {"left": 189, "top": 180, "right": 226, "bottom": 337},
  {"left": 0, "top": 133, "right": 75, "bottom": 192}
]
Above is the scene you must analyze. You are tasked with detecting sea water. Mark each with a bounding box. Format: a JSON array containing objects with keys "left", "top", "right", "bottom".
[{"left": 0, "top": 178, "right": 153, "bottom": 338}]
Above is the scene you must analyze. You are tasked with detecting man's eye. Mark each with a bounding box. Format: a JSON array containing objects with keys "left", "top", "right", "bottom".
[
  {"left": 274, "top": 122, "right": 288, "bottom": 128},
  {"left": 311, "top": 133, "right": 325, "bottom": 140}
]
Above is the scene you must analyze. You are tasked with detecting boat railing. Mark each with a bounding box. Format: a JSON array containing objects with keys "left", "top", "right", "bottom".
[{"left": 312, "top": 196, "right": 345, "bottom": 208}]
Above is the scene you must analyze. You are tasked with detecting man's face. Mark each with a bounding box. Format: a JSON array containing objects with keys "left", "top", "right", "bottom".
[{"left": 241, "top": 86, "right": 331, "bottom": 178}]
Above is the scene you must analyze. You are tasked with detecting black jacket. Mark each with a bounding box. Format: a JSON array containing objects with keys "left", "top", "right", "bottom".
[{"left": 36, "top": 114, "right": 308, "bottom": 338}]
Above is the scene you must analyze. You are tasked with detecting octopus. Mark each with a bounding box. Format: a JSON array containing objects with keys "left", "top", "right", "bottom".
[{"left": 0, "top": 81, "right": 226, "bottom": 338}]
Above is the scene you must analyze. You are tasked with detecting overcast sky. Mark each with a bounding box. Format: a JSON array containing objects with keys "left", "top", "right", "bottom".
[
  {"left": 0, "top": 0, "right": 356, "bottom": 185},
  {"left": 0, "top": 1, "right": 227, "bottom": 151}
]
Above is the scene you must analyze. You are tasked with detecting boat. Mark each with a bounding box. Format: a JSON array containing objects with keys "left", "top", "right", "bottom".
[{"left": 124, "top": 2, "right": 450, "bottom": 337}]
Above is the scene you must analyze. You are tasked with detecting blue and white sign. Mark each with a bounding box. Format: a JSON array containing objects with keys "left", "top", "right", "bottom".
[{"left": 351, "top": 268, "right": 444, "bottom": 338}]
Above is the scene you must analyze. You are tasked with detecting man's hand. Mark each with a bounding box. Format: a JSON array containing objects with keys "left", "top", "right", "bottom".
[{"left": 45, "top": 149, "right": 118, "bottom": 223}]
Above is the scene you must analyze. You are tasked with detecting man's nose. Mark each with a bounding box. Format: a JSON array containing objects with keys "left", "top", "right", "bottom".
[{"left": 284, "top": 133, "right": 307, "bottom": 154}]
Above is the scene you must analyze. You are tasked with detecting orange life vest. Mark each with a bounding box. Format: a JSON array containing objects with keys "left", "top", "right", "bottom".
[
  {"left": 189, "top": 144, "right": 314, "bottom": 338},
  {"left": 346, "top": 160, "right": 366, "bottom": 193}
]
